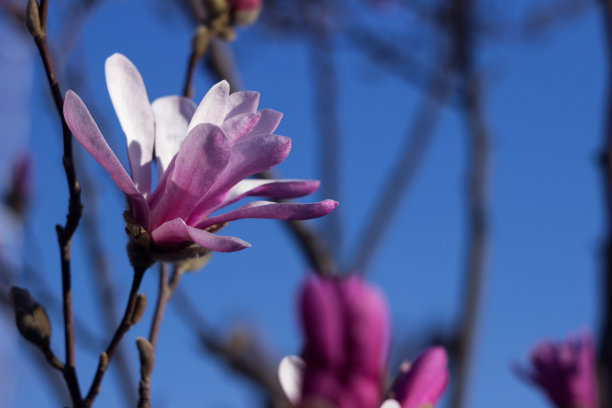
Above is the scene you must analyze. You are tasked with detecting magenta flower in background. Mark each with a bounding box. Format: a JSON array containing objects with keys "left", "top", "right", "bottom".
[
  {"left": 517, "top": 331, "right": 598, "bottom": 408},
  {"left": 64, "top": 54, "right": 337, "bottom": 258},
  {"left": 390, "top": 347, "right": 449, "bottom": 408},
  {"left": 278, "top": 275, "right": 449, "bottom": 408}
]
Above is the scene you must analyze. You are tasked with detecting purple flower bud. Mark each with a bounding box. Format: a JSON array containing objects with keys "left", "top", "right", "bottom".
[
  {"left": 519, "top": 331, "right": 598, "bottom": 408},
  {"left": 391, "top": 346, "right": 449, "bottom": 408},
  {"left": 298, "top": 275, "right": 390, "bottom": 408}
]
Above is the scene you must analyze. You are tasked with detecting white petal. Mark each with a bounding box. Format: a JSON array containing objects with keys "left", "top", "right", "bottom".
[
  {"left": 380, "top": 400, "right": 402, "bottom": 408},
  {"left": 278, "top": 355, "right": 305, "bottom": 405},
  {"left": 188, "top": 80, "right": 230, "bottom": 132}
]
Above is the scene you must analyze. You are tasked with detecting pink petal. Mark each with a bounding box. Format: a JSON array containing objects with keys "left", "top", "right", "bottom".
[
  {"left": 212, "top": 179, "right": 321, "bottom": 212},
  {"left": 220, "top": 112, "right": 260, "bottom": 145},
  {"left": 152, "top": 95, "right": 196, "bottom": 175},
  {"left": 149, "top": 124, "right": 230, "bottom": 229},
  {"left": 196, "top": 200, "right": 338, "bottom": 229},
  {"left": 151, "top": 218, "right": 250, "bottom": 252},
  {"left": 105, "top": 53, "right": 155, "bottom": 196},
  {"left": 64, "top": 90, "right": 150, "bottom": 228},
  {"left": 188, "top": 80, "right": 230, "bottom": 132},
  {"left": 394, "top": 347, "right": 449, "bottom": 408},
  {"left": 250, "top": 109, "right": 282, "bottom": 135},
  {"left": 226, "top": 91, "right": 259, "bottom": 119},
  {"left": 188, "top": 133, "right": 292, "bottom": 222}
]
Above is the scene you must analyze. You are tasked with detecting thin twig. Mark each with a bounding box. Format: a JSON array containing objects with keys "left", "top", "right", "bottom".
[
  {"left": 83, "top": 264, "right": 148, "bottom": 407},
  {"left": 149, "top": 263, "right": 183, "bottom": 349},
  {"left": 598, "top": 2, "right": 612, "bottom": 408},
  {"left": 183, "top": 51, "right": 200, "bottom": 99},
  {"left": 350, "top": 64, "right": 451, "bottom": 273},
  {"left": 450, "top": 1, "right": 490, "bottom": 407},
  {"left": 28, "top": 0, "right": 84, "bottom": 404}
]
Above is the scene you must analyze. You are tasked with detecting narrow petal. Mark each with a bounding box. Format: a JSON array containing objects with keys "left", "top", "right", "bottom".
[
  {"left": 64, "top": 90, "right": 149, "bottom": 227},
  {"left": 152, "top": 95, "right": 196, "bottom": 175},
  {"left": 196, "top": 200, "right": 338, "bottom": 229},
  {"left": 188, "top": 133, "right": 292, "bottom": 222},
  {"left": 278, "top": 355, "right": 305, "bottom": 405},
  {"left": 105, "top": 53, "right": 155, "bottom": 195},
  {"left": 220, "top": 112, "right": 260, "bottom": 145},
  {"left": 226, "top": 91, "right": 259, "bottom": 119},
  {"left": 212, "top": 179, "right": 321, "bottom": 212},
  {"left": 149, "top": 124, "right": 230, "bottom": 228},
  {"left": 250, "top": 109, "right": 282, "bottom": 135},
  {"left": 151, "top": 218, "right": 250, "bottom": 252},
  {"left": 187, "top": 80, "right": 230, "bottom": 132}
]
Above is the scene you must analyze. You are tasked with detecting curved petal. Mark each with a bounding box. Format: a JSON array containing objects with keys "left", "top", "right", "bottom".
[
  {"left": 226, "top": 91, "right": 259, "bottom": 119},
  {"left": 152, "top": 95, "right": 196, "bottom": 175},
  {"left": 278, "top": 355, "right": 305, "bottom": 405},
  {"left": 149, "top": 124, "right": 230, "bottom": 229},
  {"left": 151, "top": 218, "right": 250, "bottom": 252},
  {"left": 196, "top": 200, "right": 338, "bottom": 230},
  {"left": 64, "top": 90, "right": 149, "bottom": 227},
  {"left": 105, "top": 53, "right": 155, "bottom": 196},
  {"left": 220, "top": 112, "right": 260, "bottom": 145},
  {"left": 188, "top": 133, "right": 292, "bottom": 222},
  {"left": 188, "top": 80, "right": 230, "bottom": 132},
  {"left": 212, "top": 179, "right": 321, "bottom": 212},
  {"left": 249, "top": 109, "right": 282, "bottom": 135}
]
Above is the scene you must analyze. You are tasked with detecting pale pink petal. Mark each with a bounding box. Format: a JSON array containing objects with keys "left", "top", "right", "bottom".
[
  {"left": 188, "top": 133, "right": 292, "bottom": 222},
  {"left": 64, "top": 90, "right": 150, "bottom": 228},
  {"left": 220, "top": 112, "right": 260, "bottom": 144},
  {"left": 278, "top": 355, "right": 305, "bottom": 405},
  {"left": 250, "top": 109, "right": 282, "bottom": 135},
  {"left": 149, "top": 124, "right": 230, "bottom": 229},
  {"left": 152, "top": 95, "right": 196, "bottom": 175},
  {"left": 212, "top": 179, "right": 321, "bottom": 212},
  {"left": 105, "top": 53, "right": 155, "bottom": 196},
  {"left": 226, "top": 91, "right": 259, "bottom": 119},
  {"left": 151, "top": 218, "right": 250, "bottom": 252},
  {"left": 196, "top": 200, "right": 338, "bottom": 229},
  {"left": 188, "top": 80, "right": 230, "bottom": 132}
]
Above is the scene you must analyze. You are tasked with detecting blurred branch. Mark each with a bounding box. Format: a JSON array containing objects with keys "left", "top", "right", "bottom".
[
  {"left": 309, "top": 6, "right": 342, "bottom": 256},
  {"left": 449, "top": 1, "right": 490, "bottom": 407},
  {"left": 350, "top": 61, "right": 451, "bottom": 273},
  {"left": 172, "top": 288, "right": 290, "bottom": 408},
  {"left": 598, "top": 2, "right": 612, "bottom": 408}
]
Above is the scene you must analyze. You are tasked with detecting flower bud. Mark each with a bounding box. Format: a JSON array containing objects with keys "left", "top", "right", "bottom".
[
  {"left": 136, "top": 337, "right": 155, "bottom": 379},
  {"left": 192, "top": 25, "right": 211, "bottom": 59},
  {"left": 11, "top": 287, "right": 51, "bottom": 348},
  {"left": 25, "top": 0, "right": 43, "bottom": 37},
  {"left": 229, "top": 0, "right": 261, "bottom": 27},
  {"left": 5, "top": 153, "right": 33, "bottom": 216},
  {"left": 129, "top": 293, "right": 147, "bottom": 325}
]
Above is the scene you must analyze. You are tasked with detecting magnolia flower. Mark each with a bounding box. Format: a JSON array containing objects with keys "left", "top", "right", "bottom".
[
  {"left": 278, "top": 275, "right": 449, "bottom": 408},
  {"left": 517, "top": 332, "right": 598, "bottom": 408},
  {"left": 64, "top": 54, "right": 337, "bottom": 259}
]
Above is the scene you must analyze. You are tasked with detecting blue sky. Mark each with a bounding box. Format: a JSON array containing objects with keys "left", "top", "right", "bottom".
[{"left": 0, "top": 0, "right": 606, "bottom": 407}]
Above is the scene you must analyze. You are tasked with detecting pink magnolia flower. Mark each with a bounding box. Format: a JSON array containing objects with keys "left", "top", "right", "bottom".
[
  {"left": 229, "top": 0, "right": 261, "bottom": 12},
  {"left": 278, "top": 275, "right": 449, "bottom": 408},
  {"left": 517, "top": 331, "right": 599, "bottom": 408},
  {"left": 390, "top": 347, "right": 449, "bottom": 408},
  {"left": 64, "top": 54, "right": 337, "bottom": 258}
]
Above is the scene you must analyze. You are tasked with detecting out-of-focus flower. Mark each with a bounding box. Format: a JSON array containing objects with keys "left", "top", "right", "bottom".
[
  {"left": 517, "top": 331, "right": 598, "bottom": 408},
  {"left": 390, "top": 347, "right": 448, "bottom": 408},
  {"left": 229, "top": 0, "right": 261, "bottom": 26},
  {"left": 278, "top": 275, "right": 448, "bottom": 408},
  {"left": 64, "top": 54, "right": 337, "bottom": 261}
]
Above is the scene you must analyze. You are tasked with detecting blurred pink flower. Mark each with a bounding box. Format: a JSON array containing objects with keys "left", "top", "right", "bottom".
[
  {"left": 278, "top": 275, "right": 449, "bottom": 408},
  {"left": 518, "top": 331, "right": 598, "bottom": 408},
  {"left": 229, "top": 0, "right": 261, "bottom": 12},
  {"left": 5, "top": 152, "right": 33, "bottom": 215},
  {"left": 391, "top": 347, "right": 449, "bottom": 408},
  {"left": 64, "top": 53, "right": 337, "bottom": 256}
]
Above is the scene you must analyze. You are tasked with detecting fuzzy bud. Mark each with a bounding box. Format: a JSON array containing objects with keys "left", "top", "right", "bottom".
[
  {"left": 192, "top": 25, "right": 212, "bottom": 59},
  {"left": 229, "top": 0, "right": 261, "bottom": 26},
  {"left": 25, "top": 0, "right": 43, "bottom": 37},
  {"left": 11, "top": 287, "right": 51, "bottom": 347},
  {"left": 136, "top": 337, "right": 155, "bottom": 379},
  {"left": 130, "top": 294, "right": 147, "bottom": 325}
]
